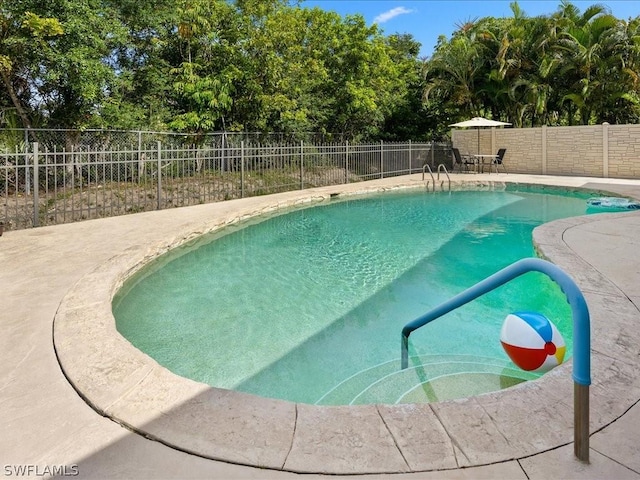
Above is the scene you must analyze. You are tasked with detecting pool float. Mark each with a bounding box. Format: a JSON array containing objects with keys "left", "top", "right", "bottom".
[
  {"left": 586, "top": 197, "right": 640, "bottom": 211},
  {"left": 500, "top": 311, "right": 565, "bottom": 373}
]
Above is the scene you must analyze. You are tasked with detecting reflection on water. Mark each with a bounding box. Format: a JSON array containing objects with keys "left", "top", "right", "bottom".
[{"left": 114, "top": 189, "right": 588, "bottom": 404}]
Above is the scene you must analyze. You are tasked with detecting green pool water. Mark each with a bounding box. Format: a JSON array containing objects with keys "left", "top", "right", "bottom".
[{"left": 113, "top": 187, "right": 597, "bottom": 405}]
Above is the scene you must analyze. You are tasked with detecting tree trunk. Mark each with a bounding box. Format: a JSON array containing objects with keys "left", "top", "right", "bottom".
[{"left": 0, "top": 70, "right": 38, "bottom": 143}]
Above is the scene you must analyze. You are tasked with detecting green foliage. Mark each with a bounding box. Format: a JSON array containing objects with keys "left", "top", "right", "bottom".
[
  {"left": 1, "top": 0, "right": 428, "bottom": 138},
  {"left": 424, "top": 1, "right": 640, "bottom": 126},
  {"left": 22, "top": 12, "right": 64, "bottom": 37},
  {"left": 1, "top": 0, "right": 638, "bottom": 137},
  {"left": 1, "top": 0, "right": 127, "bottom": 129}
]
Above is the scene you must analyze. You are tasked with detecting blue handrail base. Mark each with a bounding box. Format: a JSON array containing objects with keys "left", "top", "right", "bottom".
[{"left": 400, "top": 257, "right": 591, "bottom": 462}]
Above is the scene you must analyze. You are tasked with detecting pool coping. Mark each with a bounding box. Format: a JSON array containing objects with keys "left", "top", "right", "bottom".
[{"left": 52, "top": 175, "right": 640, "bottom": 475}]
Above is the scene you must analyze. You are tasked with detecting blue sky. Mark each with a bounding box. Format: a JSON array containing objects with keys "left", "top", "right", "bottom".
[{"left": 302, "top": 1, "right": 640, "bottom": 57}]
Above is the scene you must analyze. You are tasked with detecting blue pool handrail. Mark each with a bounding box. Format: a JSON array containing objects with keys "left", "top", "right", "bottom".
[{"left": 401, "top": 257, "right": 591, "bottom": 462}]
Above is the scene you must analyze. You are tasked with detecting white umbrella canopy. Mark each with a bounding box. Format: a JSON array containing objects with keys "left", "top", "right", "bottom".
[
  {"left": 449, "top": 117, "right": 511, "bottom": 154},
  {"left": 449, "top": 117, "right": 511, "bottom": 128}
]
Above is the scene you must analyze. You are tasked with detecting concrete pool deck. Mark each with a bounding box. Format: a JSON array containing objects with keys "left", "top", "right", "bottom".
[{"left": 2, "top": 173, "right": 640, "bottom": 479}]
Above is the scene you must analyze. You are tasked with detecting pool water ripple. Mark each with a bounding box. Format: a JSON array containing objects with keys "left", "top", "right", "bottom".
[
  {"left": 314, "top": 353, "right": 538, "bottom": 405},
  {"left": 113, "top": 189, "right": 591, "bottom": 404}
]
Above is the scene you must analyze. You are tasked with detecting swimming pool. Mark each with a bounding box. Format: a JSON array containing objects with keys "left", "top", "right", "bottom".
[{"left": 113, "top": 187, "right": 593, "bottom": 405}]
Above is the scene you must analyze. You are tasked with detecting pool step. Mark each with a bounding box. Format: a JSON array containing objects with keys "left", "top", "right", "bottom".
[{"left": 315, "top": 354, "right": 539, "bottom": 405}]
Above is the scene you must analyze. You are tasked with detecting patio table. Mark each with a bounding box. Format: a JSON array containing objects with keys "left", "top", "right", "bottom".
[{"left": 473, "top": 154, "right": 498, "bottom": 173}]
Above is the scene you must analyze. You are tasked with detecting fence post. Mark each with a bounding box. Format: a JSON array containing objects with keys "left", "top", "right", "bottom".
[
  {"left": 33, "top": 142, "right": 39, "bottom": 227},
  {"left": 137, "top": 131, "right": 143, "bottom": 180},
  {"left": 25, "top": 143, "right": 31, "bottom": 196},
  {"left": 156, "top": 141, "right": 162, "bottom": 210},
  {"left": 24, "top": 129, "right": 31, "bottom": 195},
  {"left": 345, "top": 141, "right": 349, "bottom": 184},
  {"left": 300, "top": 140, "right": 304, "bottom": 190},
  {"left": 241, "top": 141, "right": 245, "bottom": 198},
  {"left": 431, "top": 141, "right": 435, "bottom": 167},
  {"left": 602, "top": 122, "right": 609, "bottom": 178},
  {"left": 221, "top": 133, "right": 226, "bottom": 172},
  {"left": 380, "top": 140, "right": 384, "bottom": 179},
  {"left": 542, "top": 125, "right": 547, "bottom": 175},
  {"left": 409, "top": 140, "right": 412, "bottom": 174},
  {"left": 344, "top": 140, "right": 349, "bottom": 183}
]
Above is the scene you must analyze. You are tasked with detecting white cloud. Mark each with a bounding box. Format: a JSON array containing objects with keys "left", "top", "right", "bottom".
[{"left": 373, "top": 7, "right": 414, "bottom": 24}]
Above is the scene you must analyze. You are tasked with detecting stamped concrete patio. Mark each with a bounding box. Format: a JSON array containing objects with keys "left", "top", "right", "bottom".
[{"left": 2, "top": 173, "right": 640, "bottom": 479}]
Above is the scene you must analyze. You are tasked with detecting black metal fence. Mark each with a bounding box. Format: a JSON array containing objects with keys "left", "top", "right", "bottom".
[{"left": 0, "top": 129, "right": 452, "bottom": 230}]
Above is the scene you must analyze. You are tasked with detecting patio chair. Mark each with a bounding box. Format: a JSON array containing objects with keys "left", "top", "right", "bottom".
[
  {"left": 452, "top": 148, "right": 475, "bottom": 173},
  {"left": 492, "top": 148, "right": 507, "bottom": 173}
]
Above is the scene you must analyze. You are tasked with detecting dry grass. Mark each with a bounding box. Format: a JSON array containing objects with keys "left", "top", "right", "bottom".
[{"left": 1, "top": 167, "right": 364, "bottom": 230}]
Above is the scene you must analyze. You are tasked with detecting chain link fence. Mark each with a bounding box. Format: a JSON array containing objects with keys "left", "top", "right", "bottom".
[{"left": 0, "top": 129, "right": 452, "bottom": 231}]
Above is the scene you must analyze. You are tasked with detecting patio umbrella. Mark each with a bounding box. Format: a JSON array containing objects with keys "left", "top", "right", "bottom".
[{"left": 450, "top": 117, "right": 511, "bottom": 154}]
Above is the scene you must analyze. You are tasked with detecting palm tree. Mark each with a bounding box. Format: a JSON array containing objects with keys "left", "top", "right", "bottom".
[
  {"left": 553, "top": 2, "right": 619, "bottom": 124},
  {"left": 592, "top": 16, "right": 640, "bottom": 124},
  {"left": 423, "top": 32, "right": 486, "bottom": 118}
]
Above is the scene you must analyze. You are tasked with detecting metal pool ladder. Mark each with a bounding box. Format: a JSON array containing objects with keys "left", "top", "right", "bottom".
[
  {"left": 422, "top": 163, "right": 450, "bottom": 191},
  {"left": 400, "top": 257, "right": 591, "bottom": 462}
]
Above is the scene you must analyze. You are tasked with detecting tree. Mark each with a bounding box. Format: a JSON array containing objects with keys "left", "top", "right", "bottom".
[
  {"left": 423, "top": 32, "right": 486, "bottom": 119},
  {"left": 554, "top": 2, "right": 620, "bottom": 124},
  {"left": 422, "top": 1, "right": 640, "bottom": 127},
  {"left": 379, "top": 34, "right": 432, "bottom": 140},
  {"left": 1, "top": 0, "right": 128, "bottom": 129},
  {"left": 91, "top": 0, "right": 177, "bottom": 129},
  {"left": 0, "top": 7, "right": 63, "bottom": 131},
  {"left": 167, "top": 0, "right": 238, "bottom": 133}
]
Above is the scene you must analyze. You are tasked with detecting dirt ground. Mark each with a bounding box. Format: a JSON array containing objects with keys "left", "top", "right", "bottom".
[{"left": 1, "top": 167, "right": 365, "bottom": 230}]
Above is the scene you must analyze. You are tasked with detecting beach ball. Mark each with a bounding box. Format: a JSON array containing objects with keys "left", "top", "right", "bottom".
[{"left": 500, "top": 312, "right": 566, "bottom": 373}]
